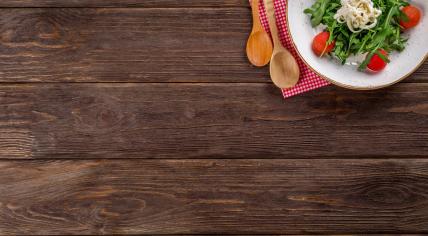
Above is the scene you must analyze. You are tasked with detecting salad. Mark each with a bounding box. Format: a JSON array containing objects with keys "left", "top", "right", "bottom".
[{"left": 304, "top": 0, "right": 422, "bottom": 72}]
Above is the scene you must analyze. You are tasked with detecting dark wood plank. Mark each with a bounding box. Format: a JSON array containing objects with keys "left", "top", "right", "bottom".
[
  {"left": 1, "top": 83, "right": 428, "bottom": 159},
  {"left": 0, "top": 0, "right": 246, "bottom": 8},
  {"left": 414, "top": 63, "right": 428, "bottom": 82},
  {"left": 2, "top": 159, "right": 428, "bottom": 234},
  {"left": 0, "top": 8, "right": 425, "bottom": 83},
  {"left": 0, "top": 8, "right": 267, "bottom": 83}
]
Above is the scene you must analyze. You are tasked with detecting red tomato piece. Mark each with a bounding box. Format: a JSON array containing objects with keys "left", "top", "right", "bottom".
[
  {"left": 312, "top": 32, "right": 336, "bottom": 57},
  {"left": 367, "top": 49, "right": 389, "bottom": 72},
  {"left": 400, "top": 5, "right": 422, "bottom": 29}
]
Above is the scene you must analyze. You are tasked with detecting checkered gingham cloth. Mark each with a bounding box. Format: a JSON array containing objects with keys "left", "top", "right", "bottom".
[{"left": 256, "top": 0, "right": 331, "bottom": 98}]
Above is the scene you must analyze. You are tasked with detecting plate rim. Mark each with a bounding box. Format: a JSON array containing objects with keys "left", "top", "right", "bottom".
[{"left": 286, "top": 2, "right": 428, "bottom": 90}]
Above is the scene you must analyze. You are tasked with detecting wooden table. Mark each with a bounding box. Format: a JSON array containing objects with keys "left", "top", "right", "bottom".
[{"left": 1, "top": 1, "right": 428, "bottom": 235}]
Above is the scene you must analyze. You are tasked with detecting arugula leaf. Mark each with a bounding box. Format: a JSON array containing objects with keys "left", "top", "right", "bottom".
[
  {"left": 304, "top": 0, "right": 409, "bottom": 68},
  {"left": 359, "top": 51, "right": 376, "bottom": 71},
  {"left": 376, "top": 50, "right": 390, "bottom": 63},
  {"left": 304, "top": 0, "right": 331, "bottom": 27}
]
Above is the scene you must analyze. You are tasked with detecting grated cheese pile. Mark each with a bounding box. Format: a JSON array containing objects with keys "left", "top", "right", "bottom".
[{"left": 334, "top": 0, "right": 382, "bottom": 33}]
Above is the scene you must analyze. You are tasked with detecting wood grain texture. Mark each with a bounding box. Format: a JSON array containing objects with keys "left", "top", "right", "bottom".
[
  {"left": 0, "top": 8, "right": 265, "bottom": 83},
  {"left": 0, "top": 8, "right": 426, "bottom": 83},
  {"left": 1, "top": 83, "right": 428, "bottom": 159},
  {"left": 2, "top": 159, "right": 428, "bottom": 234},
  {"left": 0, "top": 0, "right": 246, "bottom": 8},
  {"left": 0, "top": 1, "right": 426, "bottom": 236}
]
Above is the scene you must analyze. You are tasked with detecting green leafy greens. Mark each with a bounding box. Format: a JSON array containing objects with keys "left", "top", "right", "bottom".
[{"left": 304, "top": 0, "right": 409, "bottom": 70}]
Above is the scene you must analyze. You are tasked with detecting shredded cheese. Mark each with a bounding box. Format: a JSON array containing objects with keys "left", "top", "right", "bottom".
[{"left": 334, "top": 0, "right": 382, "bottom": 33}]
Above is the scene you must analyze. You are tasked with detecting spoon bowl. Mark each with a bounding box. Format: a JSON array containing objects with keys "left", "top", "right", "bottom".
[
  {"left": 270, "top": 50, "right": 300, "bottom": 88},
  {"left": 247, "top": 31, "right": 274, "bottom": 67}
]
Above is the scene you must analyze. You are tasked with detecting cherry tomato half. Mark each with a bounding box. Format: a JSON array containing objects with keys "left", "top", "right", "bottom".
[
  {"left": 312, "top": 32, "right": 336, "bottom": 57},
  {"left": 400, "top": 5, "right": 422, "bottom": 29},
  {"left": 367, "top": 49, "right": 389, "bottom": 72}
]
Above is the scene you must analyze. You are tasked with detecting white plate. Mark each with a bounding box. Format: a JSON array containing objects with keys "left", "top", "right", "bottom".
[{"left": 287, "top": 0, "right": 428, "bottom": 90}]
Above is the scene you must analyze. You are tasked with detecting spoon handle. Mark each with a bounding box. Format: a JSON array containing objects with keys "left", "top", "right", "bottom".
[
  {"left": 251, "top": 0, "right": 263, "bottom": 31},
  {"left": 264, "top": 0, "right": 282, "bottom": 49}
]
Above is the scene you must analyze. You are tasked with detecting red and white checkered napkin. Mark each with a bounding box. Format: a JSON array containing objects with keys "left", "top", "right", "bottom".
[{"left": 257, "top": 0, "right": 330, "bottom": 98}]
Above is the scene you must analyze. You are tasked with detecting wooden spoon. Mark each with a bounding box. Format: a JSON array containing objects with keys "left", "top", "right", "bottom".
[
  {"left": 264, "top": 0, "right": 300, "bottom": 89},
  {"left": 246, "top": 0, "right": 273, "bottom": 67}
]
